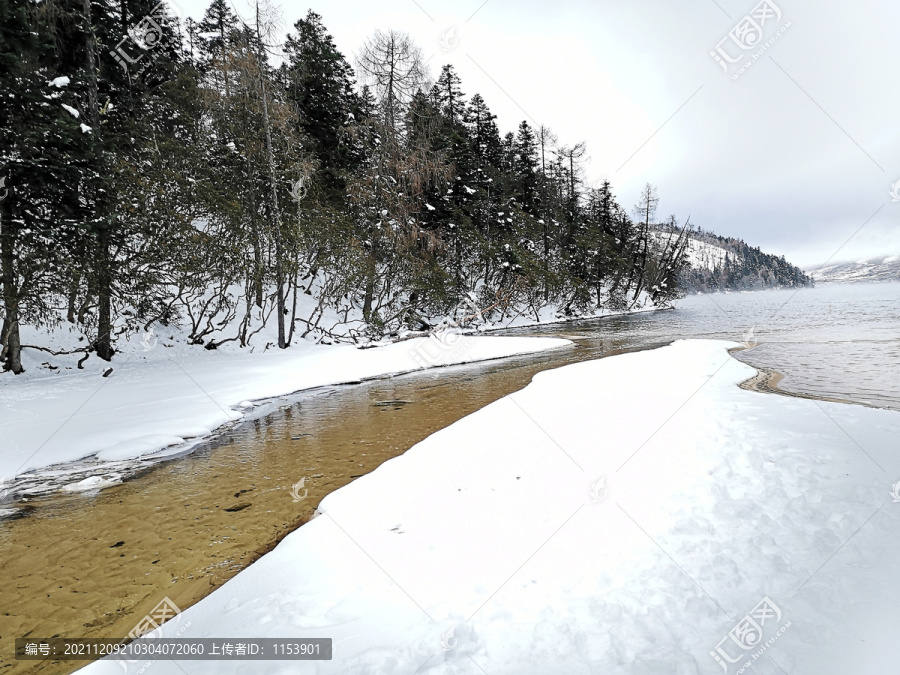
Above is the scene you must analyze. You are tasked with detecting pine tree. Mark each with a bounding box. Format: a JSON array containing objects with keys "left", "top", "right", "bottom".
[
  {"left": 284, "top": 11, "right": 357, "bottom": 202},
  {"left": 0, "top": 0, "right": 89, "bottom": 372},
  {"left": 512, "top": 120, "right": 540, "bottom": 214},
  {"left": 434, "top": 64, "right": 466, "bottom": 122}
]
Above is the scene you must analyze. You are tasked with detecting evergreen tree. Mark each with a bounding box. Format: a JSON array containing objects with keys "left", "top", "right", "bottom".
[
  {"left": 284, "top": 11, "right": 357, "bottom": 202},
  {"left": 512, "top": 120, "right": 540, "bottom": 214}
]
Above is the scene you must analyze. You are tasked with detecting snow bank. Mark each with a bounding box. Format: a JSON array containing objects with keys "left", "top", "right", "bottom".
[
  {"left": 78, "top": 340, "right": 900, "bottom": 674},
  {"left": 0, "top": 334, "right": 570, "bottom": 485}
]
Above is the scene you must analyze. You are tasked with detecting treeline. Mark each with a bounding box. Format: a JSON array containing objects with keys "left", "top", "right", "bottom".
[
  {"left": 0, "top": 0, "right": 689, "bottom": 374},
  {"left": 680, "top": 229, "right": 812, "bottom": 292}
]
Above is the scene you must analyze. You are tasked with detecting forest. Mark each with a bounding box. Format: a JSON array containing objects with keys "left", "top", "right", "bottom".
[
  {"left": 678, "top": 227, "right": 813, "bottom": 292},
  {"left": 0, "top": 0, "right": 690, "bottom": 374}
]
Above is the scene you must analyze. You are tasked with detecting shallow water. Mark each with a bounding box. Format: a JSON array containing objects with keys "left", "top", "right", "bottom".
[
  {"left": 0, "top": 346, "right": 622, "bottom": 674},
  {"left": 1, "top": 282, "right": 896, "bottom": 673},
  {"left": 510, "top": 281, "right": 900, "bottom": 411}
]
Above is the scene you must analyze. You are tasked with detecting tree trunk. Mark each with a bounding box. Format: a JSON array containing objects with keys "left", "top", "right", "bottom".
[
  {"left": 287, "top": 274, "right": 298, "bottom": 344},
  {"left": 256, "top": 5, "right": 286, "bottom": 348},
  {"left": 250, "top": 195, "right": 264, "bottom": 307},
  {"left": 630, "top": 225, "right": 650, "bottom": 307},
  {"left": 362, "top": 258, "right": 375, "bottom": 323},
  {"left": 0, "top": 316, "right": 23, "bottom": 374},
  {"left": 82, "top": 0, "right": 101, "bottom": 131},
  {"left": 67, "top": 277, "right": 79, "bottom": 323},
  {"left": 83, "top": 0, "right": 114, "bottom": 361},
  {"left": 542, "top": 219, "right": 549, "bottom": 301},
  {"left": 95, "top": 224, "right": 114, "bottom": 360},
  {"left": 1, "top": 218, "right": 23, "bottom": 374}
]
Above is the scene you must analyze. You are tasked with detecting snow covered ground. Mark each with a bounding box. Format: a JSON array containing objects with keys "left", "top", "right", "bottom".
[
  {"left": 78, "top": 340, "right": 900, "bottom": 674},
  {"left": 0, "top": 333, "right": 571, "bottom": 497}
]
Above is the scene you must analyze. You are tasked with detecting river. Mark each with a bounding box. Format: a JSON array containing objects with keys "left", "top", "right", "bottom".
[{"left": 1, "top": 282, "right": 896, "bottom": 673}]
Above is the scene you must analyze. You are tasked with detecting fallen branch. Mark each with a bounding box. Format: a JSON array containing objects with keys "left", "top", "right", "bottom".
[{"left": 22, "top": 344, "right": 91, "bottom": 356}]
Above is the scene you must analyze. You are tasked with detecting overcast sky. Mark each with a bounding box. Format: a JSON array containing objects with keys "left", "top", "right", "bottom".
[{"left": 174, "top": 0, "right": 900, "bottom": 269}]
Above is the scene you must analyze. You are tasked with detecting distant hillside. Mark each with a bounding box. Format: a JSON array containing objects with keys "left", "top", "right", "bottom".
[
  {"left": 656, "top": 227, "right": 813, "bottom": 292},
  {"left": 809, "top": 255, "right": 900, "bottom": 284}
]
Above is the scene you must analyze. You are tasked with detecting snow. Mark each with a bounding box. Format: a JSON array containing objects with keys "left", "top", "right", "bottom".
[
  {"left": 62, "top": 474, "right": 122, "bottom": 492},
  {"left": 809, "top": 253, "right": 900, "bottom": 284},
  {"left": 61, "top": 103, "right": 79, "bottom": 118},
  {"left": 650, "top": 230, "right": 729, "bottom": 271},
  {"left": 49, "top": 76, "right": 70, "bottom": 88},
  {"left": 0, "top": 334, "right": 570, "bottom": 487},
  {"left": 76, "top": 340, "right": 900, "bottom": 674},
  {"left": 80, "top": 123, "right": 92, "bottom": 134},
  {"left": 684, "top": 237, "right": 729, "bottom": 270}
]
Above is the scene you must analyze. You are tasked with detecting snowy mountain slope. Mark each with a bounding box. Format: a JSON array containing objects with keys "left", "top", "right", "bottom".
[
  {"left": 809, "top": 254, "right": 900, "bottom": 284},
  {"left": 668, "top": 227, "right": 812, "bottom": 292},
  {"left": 683, "top": 236, "right": 729, "bottom": 271},
  {"left": 648, "top": 228, "right": 728, "bottom": 271}
]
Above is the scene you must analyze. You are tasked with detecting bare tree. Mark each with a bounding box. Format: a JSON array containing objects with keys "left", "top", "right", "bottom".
[
  {"left": 556, "top": 142, "right": 587, "bottom": 203},
  {"left": 535, "top": 125, "right": 557, "bottom": 298},
  {"left": 635, "top": 182, "right": 659, "bottom": 229},
  {"left": 630, "top": 183, "right": 659, "bottom": 305},
  {"left": 356, "top": 30, "right": 427, "bottom": 130},
  {"left": 536, "top": 125, "right": 557, "bottom": 176},
  {"left": 253, "top": 1, "right": 289, "bottom": 348}
]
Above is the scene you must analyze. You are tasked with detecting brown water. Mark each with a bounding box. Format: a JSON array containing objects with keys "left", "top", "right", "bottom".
[{"left": 0, "top": 338, "right": 649, "bottom": 674}]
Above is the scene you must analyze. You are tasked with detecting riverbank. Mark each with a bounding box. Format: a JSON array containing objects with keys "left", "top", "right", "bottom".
[
  {"left": 0, "top": 334, "right": 571, "bottom": 501},
  {"left": 0, "top": 344, "right": 592, "bottom": 675},
  {"left": 737, "top": 360, "right": 878, "bottom": 407},
  {"left": 78, "top": 340, "right": 900, "bottom": 674}
]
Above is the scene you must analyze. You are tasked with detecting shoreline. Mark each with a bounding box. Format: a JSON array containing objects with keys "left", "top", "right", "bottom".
[
  {"left": 476, "top": 302, "right": 673, "bottom": 334},
  {"left": 0, "top": 339, "right": 584, "bottom": 675},
  {"left": 1, "top": 302, "right": 677, "bottom": 506},
  {"left": 0, "top": 335, "right": 572, "bottom": 504},
  {"left": 5, "top": 341, "right": 889, "bottom": 673},
  {"left": 732, "top": 347, "right": 880, "bottom": 410}
]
